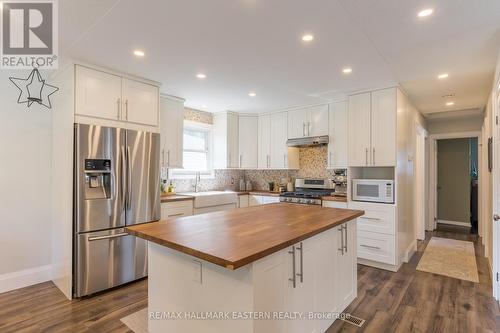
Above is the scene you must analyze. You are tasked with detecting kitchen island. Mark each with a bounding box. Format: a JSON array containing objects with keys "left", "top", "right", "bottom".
[{"left": 126, "top": 203, "right": 364, "bottom": 333}]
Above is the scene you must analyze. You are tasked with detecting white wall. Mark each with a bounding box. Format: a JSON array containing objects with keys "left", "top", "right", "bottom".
[
  {"left": 427, "top": 116, "right": 484, "bottom": 135},
  {"left": 0, "top": 70, "right": 53, "bottom": 293}
]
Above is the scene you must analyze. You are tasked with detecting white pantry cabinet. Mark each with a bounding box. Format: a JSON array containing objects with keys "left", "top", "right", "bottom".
[
  {"left": 238, "top": 115, "right": 258, "bottom": 169},
  {"left": 258, "top": 113, "right": 299, "bottom": 169},
  {"left": 213, "top": 112, "right": 239, "bottom": 169},
  {"left": 159, "top": 95, "right": 184, "bottom": 169},
  {"left": 75, "top": 65, "right": 159, "bottom": 129},
  {"left": 348, "top": 88, "right": 396, "bottom": 166},
  {"left": 287, "top": 104, "right": 329, "bottom": 139},
  {"left": 327, "top": 101, "right": 348, "bottom": 168}
]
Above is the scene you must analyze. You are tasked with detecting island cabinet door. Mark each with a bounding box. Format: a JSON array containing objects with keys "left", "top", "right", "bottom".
[
  {"left": 335, "top": 220, "right": 357, "bottom": 310},
  {"left": 284, "top": 240, "right": 316, "bottom": 333}
]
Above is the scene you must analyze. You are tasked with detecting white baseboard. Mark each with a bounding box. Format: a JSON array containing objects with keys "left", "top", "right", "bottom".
[
  {"left": 0, "top": 265, "right": 52, "bottom": 294},
  {"left": 437, "top": 219, "right": 471, "bottom": 227},
  {"left": 403, "top": 240, "right": 417, "bottom": 263}
]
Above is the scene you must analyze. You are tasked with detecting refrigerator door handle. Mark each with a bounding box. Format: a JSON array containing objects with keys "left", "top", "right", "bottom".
[
  {"left": 126, "top": 146, "right": 132, "bottom": 210},
  {"left": 120, "top": 146, "right": 127, "bottom": 208},
  {"left": 88, "top": 233, "right": 129, "bottom": 241}
]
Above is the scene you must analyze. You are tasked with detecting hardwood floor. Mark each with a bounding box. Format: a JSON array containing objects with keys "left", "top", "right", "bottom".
[
  {"left": 0, "top": 225, "right": 498, "bottom": 333},
  {"left": 327, "top": 224, "right": 500, "bottom": 332}
]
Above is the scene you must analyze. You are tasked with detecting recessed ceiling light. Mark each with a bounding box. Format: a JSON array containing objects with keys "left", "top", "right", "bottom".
[
  {"left": 418, "top": 8, "right": 433, "bottom": 18},
  {"left": 133, "top": 50, "right": 145, "bottom": 57},
  {"left": 446, "top": 102, "right": 455, "bottom": 106},
  {"left": 248, "top": 92, "right": 257, "bottom": 97},
  {"left": 196, "top": 73, "right": 207, "bottom": 79},
  {"left": 302, "top": 34, "right": 314, "bottom": 42},
  {"left": 438, "top": 73, "right": 449, "bottom": 79},
  {"left": 342, "top": 68, "right": 353, "bottom": 74},
  {"left": 201, "top": 105, "right": 207, "bottom": 108}
]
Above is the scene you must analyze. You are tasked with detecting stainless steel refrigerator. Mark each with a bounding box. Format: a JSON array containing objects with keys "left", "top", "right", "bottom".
[{"left": 73, "top": 124, "right": 160, "bottom": 297}]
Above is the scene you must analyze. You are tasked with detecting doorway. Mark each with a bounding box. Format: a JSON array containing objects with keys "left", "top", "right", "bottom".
[{"left": 435, "top": 138, "right": 479, "bottom": 232}]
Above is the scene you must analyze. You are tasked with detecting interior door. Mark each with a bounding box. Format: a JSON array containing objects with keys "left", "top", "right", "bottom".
[
  {"left": 122, "top": 78, "right": 159, "bottom": 127},
  {"left": 493, "top": 81, "right": 500, "bottom": 300},
  {"left": 75, "top": 65, "right": 122, "bottom": 121},
  {"left": 348, "top": 93, "right": 371, "bottom": 166},
  {"left": 126, "top": 129, "right": 161, "bottom": 225}
]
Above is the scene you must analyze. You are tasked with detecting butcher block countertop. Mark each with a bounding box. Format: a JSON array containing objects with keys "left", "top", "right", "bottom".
[
  {"left": 126, "top": 203, "right": 364, "bottom": 270},
  {"left": 160, "top": 194, "right": 195, "bottom": 203}
]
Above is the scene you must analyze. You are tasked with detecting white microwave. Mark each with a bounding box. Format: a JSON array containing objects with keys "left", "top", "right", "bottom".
[{"left": 352, "top": 179, "right": 394, "bottom": 203}]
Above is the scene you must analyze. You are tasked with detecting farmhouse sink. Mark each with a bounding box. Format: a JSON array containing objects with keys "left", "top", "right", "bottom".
[{"left": 182, "top": 191, "right": 238, "bottom": 208}]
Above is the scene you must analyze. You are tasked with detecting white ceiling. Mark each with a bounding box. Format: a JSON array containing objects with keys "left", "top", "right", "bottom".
[{"left": 60, "top": 0, "right": 500, "bottom": 115}]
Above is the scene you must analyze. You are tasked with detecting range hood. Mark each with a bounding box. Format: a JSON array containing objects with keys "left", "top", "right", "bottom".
[{"left": 286, "top": 135, "right": 329, "bottom": 147}]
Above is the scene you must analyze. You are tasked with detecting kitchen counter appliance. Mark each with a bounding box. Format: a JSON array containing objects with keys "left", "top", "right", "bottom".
[
  {"left": 352, "top": 179, "right": 394, "bottom": 203},
  {"left": 73, "top": 124, "right": 160, "bottom": 297},
  {"left": 279, "top": 178, "right": 334, "bottom": 205}
]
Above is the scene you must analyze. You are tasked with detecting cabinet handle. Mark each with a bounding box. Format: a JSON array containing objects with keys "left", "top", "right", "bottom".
[
  {"left": 267, "top": 155, "right": 270, "bottom": 168},
  {"left": 361, "top": 244, "right": 381, "bottom": 250},
  {"left": 283, "top": 154, "right": 286, "bottom": 168},
  {"left": 228, "top": 153, "right": 231, "bottom": 167},
  {"left": 307, "top": 122, "right": 311, "bottom": 136},
  {"left": 360, "top": 217, "right": 381, "bottom": 221},
  {"left": 288, "top": 246, "right": 296, "bottom": 288},
  {"left": 329, "top": 152, "right": 333, "bottom": 166},
  {"left": 168, "top": 213, "right": 184, "bottom": 217},
  {"left": 161, "top": 149, "right": 165, "bottom": 167},
  {"left": 296, "top": 242, "right": 304, "bottom": 283},
  {"left": 338, "top": 227, "right": 344, "bottom": 255},
  {"left": 365, "top": 148, "right": 369, "bottom": 165},
  {"left": 302, "top": 123, "right": 306, "bottom": 137},
  {"left": 167, "top": 150, "right": 171, "bottom": 166},
  {"left": 372, "top": 147, "right": 375, "bottom": 165},
  {"left": 240, "top": 155, "right": 243, "bottom": 168},
  {"left": 343, "top": 224, "right": 348, "bottom": 253},
  {"left": 88, "top": 232, "right": 129, "bottom": 241},
  {"left": 117, "top": 98, "right": 121, "bottom": 119},
  {"left": 125, "top": 99, "right": 129, "bottom": 120}
]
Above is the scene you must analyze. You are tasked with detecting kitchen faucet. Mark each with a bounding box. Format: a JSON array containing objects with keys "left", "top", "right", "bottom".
[{"left": 193, "top": 172, "right": 201, "bottom": 192}]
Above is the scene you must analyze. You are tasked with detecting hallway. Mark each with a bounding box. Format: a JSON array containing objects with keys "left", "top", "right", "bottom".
[{"left": 328, "top": 224, "right": 500, "bottom": 332}]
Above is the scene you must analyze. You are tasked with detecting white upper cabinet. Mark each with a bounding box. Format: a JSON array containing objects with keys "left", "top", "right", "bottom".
[
  {"left": 213, "top": 112, "right": 239, "bottom": 169},
  {"left": 371, "top": 88, "right": 396, "bottom": 166},
  {"left": 287, "top": 105, "right": 329, "bottom": 139},
  {"left": 348, "top": 92, "right": 372, "bottom": 166},
  {"left": 122, "top": 78, "right": 159, "bottom": 127},
  {"left": 238, "top": 116, "right": 258, "bottom": 169},
  {"left": 288, "top": 109, "right": 309, "bottom": 139},
  {"left": 75, "top": 65, "right": 122, "bottom": 121},
  {"left": 75, "top": 65, "right": 160, "bottom": 129},
  {"left": 308, "top": 104, "right": 329, "bottom": 137},
  {"left": 270, "top": 112, "right": 288, "bottom": 169},
  {"left": 348, "top": 88, "right": 396, "bottom": 167},
  {"left": 160, "top": 95, "right": 184, "bottom": 169},
  {"left": 328, "top": 101, "right": 348, "bottom": 168},
  {"left": 258, "top": 114, "right": 271, "bottom": 169}
]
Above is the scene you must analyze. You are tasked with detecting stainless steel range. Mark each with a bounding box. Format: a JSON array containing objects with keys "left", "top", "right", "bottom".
[{"left": 279, "top": 179, "right": 335, "bottom": 205}]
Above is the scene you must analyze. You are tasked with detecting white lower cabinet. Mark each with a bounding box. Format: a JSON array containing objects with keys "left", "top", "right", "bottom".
[
  {"left": 160, "top": 200, "right": 194, "bottom": 219},
  {"left": 239, "top": 195, "right": 249, "bottom": 208},
  {"left": 322, "top": 200, "right": 348, "bottom": 209},
  {"left": 348, "top": 202, "right": 397, "bottom": 266},
  {"left": 253, "top": 221, "right": 357, "bottom": 333},
  {"left": 249, "top": 194, "right": 279, "bottom": 206}
]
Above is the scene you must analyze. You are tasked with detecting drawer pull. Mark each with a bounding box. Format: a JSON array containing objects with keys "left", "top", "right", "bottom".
[
  {"left": 360, "top": 244, "right": 381, "bottom": 250},
  {"left": 88, "top": 233, "right": 129, "bottom": 241},
  {"left": 168, "top": 213, "right": 184, "bottom": 217},
  {"left": 360, "top": 217, "right": 382, "bottom": 221}
]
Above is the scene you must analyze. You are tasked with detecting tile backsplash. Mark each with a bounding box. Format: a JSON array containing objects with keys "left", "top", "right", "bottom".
[{"left": 164, "top": 146, "right": 339, "bottom": 193}]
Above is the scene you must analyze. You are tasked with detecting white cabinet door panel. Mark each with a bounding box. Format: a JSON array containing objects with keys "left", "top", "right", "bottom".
[
  {"left": 270, "top": 112, "right": 288, "bottom": 169},
  {"left": 348, "top": 93, "right": 371, "bottom": 166},
  {"left": 258, "top": 115, "right": 271, "bottom": 169},
  {"left": 328, "top": 101, "right": 348, "bottom": 168},
  {"left": 308, "top": 104, "right": 329, "bottom": 137},
  {"left": 288, "top": 108, "right": 308, "bottom": 139},
  {"left": 238, "top": 116, "right": 258, "bottom": 169},
  {"left": 122, "top": 78, "right": 159, "bottom": 127},
  {"left": 160, "top": 96, "right": 184, "bottom": 168},
  {"left": 75, "top": 66, "right": 122, "bottom": 121},
  {"left": 357, "top": 230, "right": 396, "bottom": 265},
  {"left": 371, "top": 88, "right": 396, "bottom": 166},
  {"left": 348, "top": 201, "right": 396, "bottom": 235}
]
